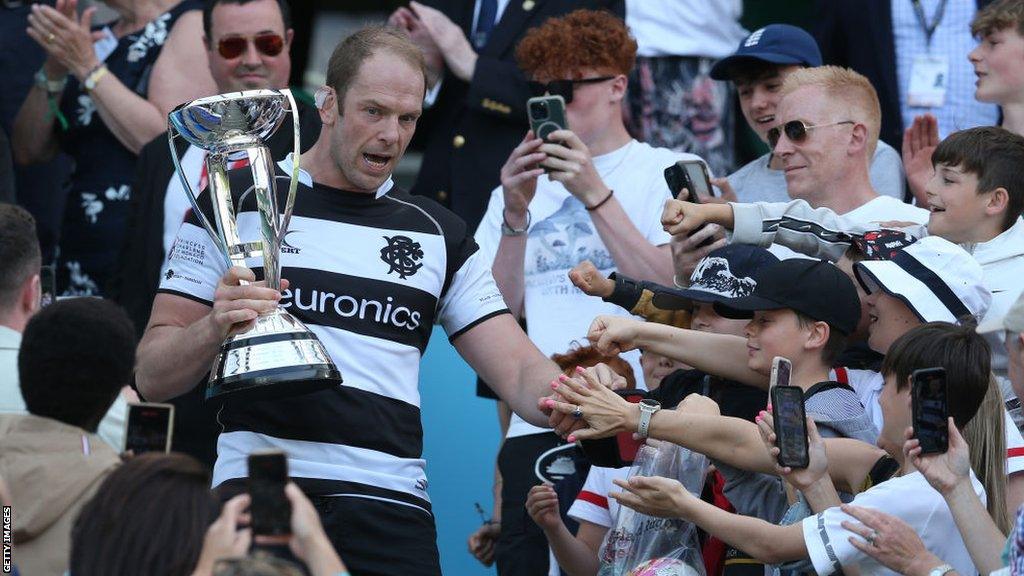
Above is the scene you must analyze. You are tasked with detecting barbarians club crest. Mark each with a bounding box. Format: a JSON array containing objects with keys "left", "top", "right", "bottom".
[{"left": 380, "top": 235, "right": 424, "bottom": 279}]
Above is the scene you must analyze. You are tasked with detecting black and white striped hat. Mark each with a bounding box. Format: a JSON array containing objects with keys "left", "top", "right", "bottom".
[{"left": 853, "top": 236, "right": 991, "bottom": 324}]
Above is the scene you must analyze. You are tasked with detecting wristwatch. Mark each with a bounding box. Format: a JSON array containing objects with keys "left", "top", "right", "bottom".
[
  {"left": 34, "top": 68, "right": 67, "bottom": 95},
  {"left": 927, "top": 565, "right": 955, "bottom": 576},
  {"left": 637, "top": 399, "right": 661, "bottom": 438}
]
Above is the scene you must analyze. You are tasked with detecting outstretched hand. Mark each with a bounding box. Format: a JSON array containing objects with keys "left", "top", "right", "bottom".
[
  {"left": 568, "top": 260, "right": 614, "bottom": 298},
  {"left": 610, "top": 475, "right": 694, "bottom": 518},
  {"left": 586, "top": 315, "right": 644, "bottom": 356},
  {"left": 755, "top": 410, "right": 828, "bottom": 490},
  {"left": 544, "top": 366, "right": 636, "bottom": 441},
  {"left": 903, "top": 419, "right": 970, "bottom": 496}
]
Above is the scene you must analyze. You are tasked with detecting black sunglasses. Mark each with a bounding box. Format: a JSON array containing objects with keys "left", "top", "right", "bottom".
[
  {"left": 527, "top": 76, "right": 616, "bottom": 103},
  {"left": 767, "top": 120, "right": 856, "bottom": 150}
]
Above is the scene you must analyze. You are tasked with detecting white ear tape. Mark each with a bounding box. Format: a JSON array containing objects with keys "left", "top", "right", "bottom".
[{"left": 314, "top": 86, "right": 330, "bottom": 109}]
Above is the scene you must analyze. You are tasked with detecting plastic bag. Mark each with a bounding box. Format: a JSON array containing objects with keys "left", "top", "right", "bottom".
[{"left": 597, "top": 441, "right": 708, "bottom": 576}]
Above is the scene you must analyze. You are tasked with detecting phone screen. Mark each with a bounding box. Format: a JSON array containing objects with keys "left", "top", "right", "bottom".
[
  {"left": 913, "top": 367, "right": 949, "bottom": 454},
  {"left": 39, "top": 264, "right": 56, "bottom": 308},
  {"left": 771, "top": 386, "right": 809, "bottom": 468},
  {"left": 125, "top": 403, "right": 173, "bottom": 454},
  {"left": 248, "top": 450, "right": 291, "bottom": 536},
  {"left": 683, "top": 161, "right": 713, "bottom": 198}
]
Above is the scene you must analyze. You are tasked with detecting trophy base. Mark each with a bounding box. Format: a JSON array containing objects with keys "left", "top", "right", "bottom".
[{"left": 207, "top": 308, "right": 342, "bottom": 403}]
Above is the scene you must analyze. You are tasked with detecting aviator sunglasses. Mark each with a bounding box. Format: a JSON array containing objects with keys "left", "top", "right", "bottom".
[
  {"left": 528, "top": 76, "right": 615, "bottom": 104},
  {"left": 767, "top": 119, "right": 855, "bottom": 150},
  {"left": 217, "top": 33, "right": 285, "bottom": 59}
]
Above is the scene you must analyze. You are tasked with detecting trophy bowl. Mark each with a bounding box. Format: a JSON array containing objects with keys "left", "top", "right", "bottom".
[{"left": 168, "top": 89, "right": 342, "bottom": 403}]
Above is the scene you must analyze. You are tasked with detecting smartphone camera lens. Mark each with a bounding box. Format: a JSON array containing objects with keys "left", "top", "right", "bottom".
[{"left": 530, "top": 100, "right": 549, "bottom": 119}]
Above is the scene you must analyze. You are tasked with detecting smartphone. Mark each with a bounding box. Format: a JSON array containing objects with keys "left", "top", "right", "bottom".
[
  {"left": 124, "top": 402, "right": 174, "bottom": 454},
  {"left": 664, "top": 160, "right": 714, "bottom": 202},
  {"left": 579, "top": 389, "right": 646, "bottom": 468},
  {"left": 248, "top": 450, "right": 292, "bottom": 536},
  {"left": 770, "top": 357, "right": 793, "bottom": 389},
  {"left": 770, "top": 386, "right": 809, "bottom": 469},
  {"left": 39, "top": 264, "right": 56, "bottom": 308},
  {"left": 527, "top": 95, "right": 568, "bottom": 143},
  {"left": 663, "top": 160, "right": 715, "bottom": 248},
  {"left": 912, "top": 367, "right": 949, "bottom": 454}
]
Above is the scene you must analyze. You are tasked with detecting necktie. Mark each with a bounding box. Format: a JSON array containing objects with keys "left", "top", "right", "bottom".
[{"left": 473, "top": 0, "right": 498, "bottom": 49}]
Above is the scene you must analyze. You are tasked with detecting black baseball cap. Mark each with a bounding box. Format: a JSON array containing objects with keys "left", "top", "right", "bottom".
[
  {"left": 713, "top": 259, "right": 861, "bottom": 335},
  {"left": 709, "top": 24, "right": 823, "bottom": 81},
  {"left": 651, "top": 244, "right": 779, "bottom": 310}
]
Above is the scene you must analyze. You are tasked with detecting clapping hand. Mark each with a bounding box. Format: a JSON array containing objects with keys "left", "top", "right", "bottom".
[{"left": 27, "top": 0, "right": 103, "bottom": 81}]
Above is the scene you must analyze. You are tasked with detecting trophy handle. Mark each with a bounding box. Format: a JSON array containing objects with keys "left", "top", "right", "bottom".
[
  {"left": 277, "top": 88, "right": 301, "bottom": 246},
  {"left": 166, "top": 129, "right": 233, "bottom": 269}
]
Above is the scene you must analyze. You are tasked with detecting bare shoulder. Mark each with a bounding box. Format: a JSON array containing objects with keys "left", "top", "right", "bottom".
[{"left": 149, "top": 10, "right": 216, "bottom": 114}]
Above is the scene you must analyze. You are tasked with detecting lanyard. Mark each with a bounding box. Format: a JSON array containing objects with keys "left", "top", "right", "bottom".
[{"left": 911, "top": 0, "right": 949, "bottom": 46}]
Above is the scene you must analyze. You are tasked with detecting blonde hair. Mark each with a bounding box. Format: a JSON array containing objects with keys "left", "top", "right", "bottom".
[
  {"left": 962, "top": 374, "right": 1010, "bottom": 533},
  {"left": 781, "top": 66, "right": 881, "bottom": 156},
  {"left": 971, "top": 0, "right": 1024, "bottom": 38}
]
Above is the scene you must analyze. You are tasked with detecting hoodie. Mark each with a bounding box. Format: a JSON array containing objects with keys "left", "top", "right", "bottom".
[{"left": 0, "top": 414, "right": 120, "bottom": 576}]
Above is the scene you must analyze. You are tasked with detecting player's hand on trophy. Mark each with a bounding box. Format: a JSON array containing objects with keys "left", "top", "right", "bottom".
[{"left": 210, "top": 266, "right": 290, "bottom": 338}]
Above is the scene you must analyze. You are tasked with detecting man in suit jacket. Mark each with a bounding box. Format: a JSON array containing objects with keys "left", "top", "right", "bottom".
[
  {"left": 815, "top": 0, "right": 997, "bottom": 153},
  {"left": 391, "top": 0, "right": 625, "bottom": 232},
  {"left": 110, "top": 0, "right": 319, "bottom": 467}
]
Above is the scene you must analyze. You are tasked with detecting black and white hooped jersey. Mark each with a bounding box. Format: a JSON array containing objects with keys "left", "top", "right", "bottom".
[{"left": 158, "top": 159, "right": 509, "bottom": 513}]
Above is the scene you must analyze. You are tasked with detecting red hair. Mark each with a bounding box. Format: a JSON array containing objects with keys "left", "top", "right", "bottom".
[{"left": 515, "top": 9, "right": 636, "bottom": 80}]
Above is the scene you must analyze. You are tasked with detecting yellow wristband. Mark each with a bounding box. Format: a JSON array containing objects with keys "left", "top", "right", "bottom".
[{"left": 84, "top": 64, "right": 109, "bottom": 92}]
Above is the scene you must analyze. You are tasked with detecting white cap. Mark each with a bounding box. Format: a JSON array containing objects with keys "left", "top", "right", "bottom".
[
  {"left": 978, "top": 291, "right": 1024, "bottom": 334},
  {"left": 853, "top": 236, "right": 991, "bottom": 324}
]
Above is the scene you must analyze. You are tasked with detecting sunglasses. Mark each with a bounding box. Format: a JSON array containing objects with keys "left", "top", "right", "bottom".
[
  {"left": 527, "top": 76, "right": 615, "bottom": 104},
  {"left": 217, "top": 33, "right": 285, "bottom": 59},
  {"left": 767, "top": 120, "right": 856, "bottom": 150}
]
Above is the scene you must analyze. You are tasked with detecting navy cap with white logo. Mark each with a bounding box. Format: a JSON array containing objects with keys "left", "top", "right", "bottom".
[
  {"left": 651, "top": 244, "right": 779, "bottom": 310},
  {"left": 710, "top": 24, "right": 823, "bottom": 81},
  {"left": 713, "top": 258, "right": 861, "bottom": 335}
]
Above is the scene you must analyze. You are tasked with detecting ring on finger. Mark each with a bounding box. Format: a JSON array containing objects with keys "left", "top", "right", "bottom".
[
  {"left": 866, "top": 530, "right": 878, "bottom": 546},
  {"left": 47, "top": 32, "right": 56, "bottom": 43},
  {"left": 572, "top": 405, "right": 583, "bottom": 419}
]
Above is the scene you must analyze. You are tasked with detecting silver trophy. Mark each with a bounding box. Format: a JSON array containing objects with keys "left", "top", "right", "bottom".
[{"left": 168, "top": 89, "right": 341, "bottom": 402}]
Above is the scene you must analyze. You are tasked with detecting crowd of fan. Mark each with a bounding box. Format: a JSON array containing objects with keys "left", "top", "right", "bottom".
[{"left": 4, "top": 0, "right": 1024, "bottom": 575}]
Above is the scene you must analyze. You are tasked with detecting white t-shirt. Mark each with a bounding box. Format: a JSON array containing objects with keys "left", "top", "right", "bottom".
[
  {"left": 476, "top": 140, "right": 695, "bottom": 438},
  {"left": 625, "top": 0, "right": 746, "bottom": 58},
  {"left": 840, "top": 195, "right": 929, "bottom": 227},
  {"left": 802, "top": 471, "right": 985, "bottom": 576},
  {"left": 568, "top": 465, "right": 631, "bottom": 529}
]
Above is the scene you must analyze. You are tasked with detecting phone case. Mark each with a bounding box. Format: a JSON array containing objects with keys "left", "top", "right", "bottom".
[
  {"left": 527, "top": 95, "right": 568, "bottom": 142},
  {"left": 123, "top": 402, "right": 175, "bottom": 454}
]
